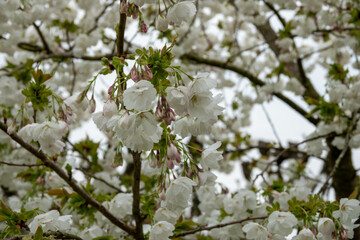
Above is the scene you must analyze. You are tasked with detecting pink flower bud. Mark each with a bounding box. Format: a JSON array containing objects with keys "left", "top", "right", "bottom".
[
  {"left": 167, "top": 143, "right": 181, "bottom": 163},
  {"left": 165, "top": 158, "right": 174, "bottom": 169},
  {"left": 37, "top": 175, "right": 43, "bottom": 183},
  {"left": 7, "top": 121, "right": 16, "bottom": 134},
  {"left": 144, "top": 65, "right": 153, "bottom": 80},
  {"left": 48, "top": 174, "right": 54, "bottom": 181},
  {"left": 108, "top": 84, "right": 115, "bottom": 97},
  {"left": 130, "top": 65, "right": 140, "bottom": 82},
  {"left": 341, "top": 227, "right": 347, "bottom": 239},
  {"left": 132, "top": 6, "right": 139, "bottom": 19},
  {"left": 140, "top": 21, "right": 148, "bottom": 33},
  {"left": 159, "top": 191, "right": 166, "bottom": 201},
  {"left": 120, "top": 0, "right": 127, "bottom": 13},
  {"left": 89, "top": 97, "right": 96, "bottom": 113}
]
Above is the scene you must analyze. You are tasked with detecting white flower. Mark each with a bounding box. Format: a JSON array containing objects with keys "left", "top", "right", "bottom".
[
  {"left": 165, "top": 177, "right": 197, "bottom": 213},
  {"left": 149, "top": 221, "right": 175, "bottom": 240},
  {"left": 165, "top": 86, "right": 189, "bottom": 116},
  {"left": 29, "top": 210, "right": 72, "bottom": 233},
  {"left": 123, "top": 80, "right": 157, "bottom": 111},
  {"left": 154, "top": 207, "right": 179, "bottom": 225},
  {"left": 80, "top": 225, "right": 104, "bottom": 239},
  {"left": 156, "top": 17, "right": 169, "bottom": 31},
  {"left": 267, "top": 211, "right": 297, "bottom": 236},
  {"left": 234, "top": 189, "right": 257, "bottom": 210},
  {"left": 198, "top": 171, "right": 217, "bottom": 186},
  {"left": 17, "top": 120, "right": 68, "bottom": 155},
  {"left": 289, "top": 180, "right": 310, "bottom": 201},
  {"left": 110, "top": 112, "right": 163, "bottom": 152},
  {"left": 333, "top": 198, "right": 360, "bottom": 227},
  {"left": 167, "top": 1, "right": 196, "bottom": 25},
  {"left": 0, "top": 76, "right": 24, "bottom": 106},
  {"left": 200, "top": 141, "right": 223, "bottom": 170},
  {"left": 243, "top": 222, "right": 269, "bottom": 240},
  {"left": 107, "top": 193, "right": 133, "bottom": 218},
  {"left": 317, "top": 218, "right": 334, "bottom": 237},
  {"left": 296, "top": 228, "right": 315, "bottom": 240},
  {"left": 273, "top": 191, "right": 291, "bottom": 210}
]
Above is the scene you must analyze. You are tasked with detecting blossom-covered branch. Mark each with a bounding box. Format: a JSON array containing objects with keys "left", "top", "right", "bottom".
[{"left": 0, "top": 121, "right": 136, "bottom": 236}]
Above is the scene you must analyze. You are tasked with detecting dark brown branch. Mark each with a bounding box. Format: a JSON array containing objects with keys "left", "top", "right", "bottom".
[
  {"left": 117, "top": 11, "right": 127, "bottom": 57},
  {"left": 0, "top": 121, "right": 136, "bottom": 236},
  {"left": 254, "top": 13, "right": 320, "bottom": 100},
  {"left": 33, "top": 22, "right": 52, "bottom": 54},
  {"left": 131, "top": 150, "right": 144, "bottom": 240},
  {"left": 182, "top": 54, "right": 319, "bottom": 125},
  {"left": 0, "top": 161, "right": 44, "bottom": 167},
  {"left": 317, "top": 116, "right": 358, "bottom": 195},
  {"left": 263, "top": 1, "right": 286, "bottom": 27},
  {"left": 172, "top": 216, "right": 267, "bottom": 238},
  {"left": 17, "top": 42, "right": 43, "bottom": 52}
]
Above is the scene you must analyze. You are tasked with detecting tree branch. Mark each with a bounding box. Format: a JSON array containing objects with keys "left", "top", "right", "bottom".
[
  {"left": 130, "top": 150, "right": 144, "bottom": 240},
  {"left": 317, "top": 116, "right": 358, "bottom": 195},
  {"left": 251, "top": 132, "right": 342, "bottom": 186},
  {"left": 76, "top": 167, "right": 124, "bottom": 193},
  {"left": 0, "top": 121, "right": 136, "bottom": 236},
  {"left": 0, "top": 161, "right": 44, "bottom": 167},
  {"left": 182, "top": 54, "right": 319, "bottom": 125},
  {"left": 172, "top": 216, "right": 267, "bottom": 238},
  {"left": 33, "top": 22, "right": 52, "bottom": 54},
  {"left": 254, "top": 9, "right": 320, "bottom": 100},
  {"left": 87, "top": 0, "right": 117, "bottom": 35},
  {"left": 117, "top": 9, "right": 127, "bottom": 57}
]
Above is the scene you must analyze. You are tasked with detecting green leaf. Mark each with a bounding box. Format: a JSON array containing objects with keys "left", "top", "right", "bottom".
[{"left": 33, "top": 225, "right": 43, "bottom": 240}]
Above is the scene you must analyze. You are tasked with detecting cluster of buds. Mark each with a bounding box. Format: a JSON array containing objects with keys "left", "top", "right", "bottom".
[
  {"left": 155, "top": 96, "right": 175, "bottom": 125},
  {"left": 120, "top": 0, "right": 139, "bottom": 19},
  {"left": 165, "top": 142, "right": 181, "bottom": 169},
  {"left": 130, "top": 63, "right": 153, "bottom": 82}
]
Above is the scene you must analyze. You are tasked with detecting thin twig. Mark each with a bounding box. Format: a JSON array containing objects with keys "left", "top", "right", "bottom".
[
  {"left": 0, "top": 121, "right": 136, "bottom": 236},
  {"left": 182, "top": 54, "right": 319, "bottom": 125},
  {"left": 65, "top": 138, "right": 91, "bottom": 165},
  {"left": 0, "top": 161, "right": 44, "bottom": 167},
  {"left": 87, "top": 0, "right": 116, "bottom": 35},
  {"left": 251, "top": 132, "right": 342, "bottom": 187},
  {"left": 76, "top": 167, "right": 124, "bottom": 193},
  {"left": 172, "top": 216, "right": 267, "bottom": 238},
  {"left": 261, "top": 104, "right": 283, "bottom": 147},
  {"left": 177, "top": 0, "right": 199, "bottom": 45},
  {"left": 33, "top": 22, "right": 52, "bottom": 54}
]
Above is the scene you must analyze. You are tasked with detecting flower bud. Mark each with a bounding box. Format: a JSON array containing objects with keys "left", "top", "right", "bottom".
[
  {"left": 140, "top": 21, "right": 148, "bottom": 33},
  {"left": 165, "top": 158, "right": 174, "bottom": 169},
  {"left": 130, "top": 65, "right": 140, "bottom": 82},
  {"left": 120, "top": 0, "right": 127, "bottom": 14},
  {"left": 144, "top": 65, "right": 153, "bottom": 80},
  {"left": 89, "top": 97, "right": 96, "bottom": 113},
  {"left": 7, "top": 121, "right": 16, "bottom": 134},
  {"left": 132, "top": 6, "right": 139, "bottom": 19},
  {"left": 167, "top": 143, "right": 181, "bottom": 163},
  {"left": 108, "top": 84, "right": 115, "bottom": 97}
]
